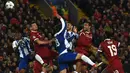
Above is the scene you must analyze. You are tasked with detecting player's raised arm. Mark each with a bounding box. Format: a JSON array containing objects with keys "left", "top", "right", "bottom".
[
  {"left": 55, "top": 14, "right": 66, "bottom": 36},
  {"left": 30, "top": 23, "right": 54, "bottom": 45}
]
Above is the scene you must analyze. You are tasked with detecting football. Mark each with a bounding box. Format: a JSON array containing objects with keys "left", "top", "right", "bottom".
[{"left": 5, "top": 1, "right": 14, "bottom": 9}]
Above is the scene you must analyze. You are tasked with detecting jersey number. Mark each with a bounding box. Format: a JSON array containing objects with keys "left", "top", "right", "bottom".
[
  {"left": 107, "top": 45, "right": 117, "bottom": 56},
  {"left": 55, "top": 39, "right": 60, "bottom": 47}
]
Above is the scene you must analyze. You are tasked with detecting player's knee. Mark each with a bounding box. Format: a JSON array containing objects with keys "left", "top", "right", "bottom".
[
  {"left": 76, "top": 53, "right": 83, "bottom": 60},
  {"left": 60, "top": 69, "right": 67, "bottom": 73},
  {"left": 113, "top": 70, "right": 119, "bottom": 73}
]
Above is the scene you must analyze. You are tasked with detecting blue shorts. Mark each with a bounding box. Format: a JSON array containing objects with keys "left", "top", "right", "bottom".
[
  {"left": 58, "top": 52, "right": 77, "bottom": 71},
  {"left": 19, "top": 56, "right": 29, "bottom": 70}
]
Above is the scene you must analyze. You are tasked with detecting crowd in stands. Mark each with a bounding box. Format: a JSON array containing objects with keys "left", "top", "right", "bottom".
[
  {"left": 0, "top": 0, "right": 130, "bottom": 73},
  {"left": 0, "top": 0, "right": 56, "bottom": 72},
  {"left": 73, "top": 0, "right": 130, "bottom": 72}
]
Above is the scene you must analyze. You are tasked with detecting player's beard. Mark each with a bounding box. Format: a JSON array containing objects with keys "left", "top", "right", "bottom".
[{"left": 33, "top": 28, "right": 38, "bottom": 31}]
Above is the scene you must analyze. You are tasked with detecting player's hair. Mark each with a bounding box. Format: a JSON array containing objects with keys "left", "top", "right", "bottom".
[
  {"left": 105, "top": 31, "right": 113, "bottom": 38},
  {"left": 31, "top": 21, "right": 36, "bottom": 25},
  {"left": 67, "top": 22, "right": 72, "bottom": 25},
  {"left": 83, "top": 22, "right": 92, "bottom": 26}
]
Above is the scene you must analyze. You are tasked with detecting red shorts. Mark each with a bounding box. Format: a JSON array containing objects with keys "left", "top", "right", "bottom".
[
  {"left": 36, "top": 47, "right": 51, "bottom": 58},
  {"left": 106, "top": 59, "right": 124, "bottom": 73},
  {"left": 75, "top": 47, "right": 89, "bottom": 56},
  {"left": 33, "top": 59, "right": 53, "bottom": 73}
]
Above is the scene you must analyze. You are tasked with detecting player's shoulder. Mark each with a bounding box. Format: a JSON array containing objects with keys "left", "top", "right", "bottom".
[
  {"left": 23, "top": 37, "right": 30, "bottom": 41},
  {"left": 12, "top": 40, "right": 17, "bottom": 43},
  {"left": 107, "top": 39, "right": 118, "bottom": 44},
  {"left": 12, "top": 40, "right": 18, "bottom": 46},
  {"left": 103, "top": 39, "right": 118, "bottom": 45},
  {"left": 100, "top": 39, "right": 110, "bottom": 46},
  {"left": 112, "top": 39, "right": 118, "bottom": 43},
  {"left": 23, "top": 37, "right": 28, "bottom": 39},
  {"left": 100, "top": 41, "right": 104, "bottom": 46},
  {"left": 30, "top": 31, "right": 40, "bottom": 38},
  {"left": 103, "top": 39, "right": 113, "bottom": 42},
  {"left": 30, "top": 31, "right": 38, "bottom": 34},
  {"left": 112, "top": 40, "right": 119, "bottom": 46},
  {"left": 101, "top": 39, "right": 109, "bottom": 44}
]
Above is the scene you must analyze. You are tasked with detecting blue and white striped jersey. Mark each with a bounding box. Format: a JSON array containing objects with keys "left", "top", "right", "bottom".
[
  {"left": 54, "top": 18, "right": 70, "bottom": 55},
  {"left": 12, "top": 37, "right": 32, "bottom": 58},
  {"left": 66, "top": 31, "right": 78, "bottom": 50}
]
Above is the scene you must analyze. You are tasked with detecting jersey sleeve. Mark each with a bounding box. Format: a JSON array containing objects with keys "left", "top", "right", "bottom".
[
  {"left": 12, "top": 41, "right": 18, "bottom": 49},
  {"left": 54, "top": 17, "right": 66, "bottom": 37},
  {"left": 23, "top": 37, "right": 30, "bottom": 42},
  {"left": 78, "top": 33, "right": 91, "bottom": 46},
  {"left": 30, "top": 33, "right": 39, "bottom": 42}
]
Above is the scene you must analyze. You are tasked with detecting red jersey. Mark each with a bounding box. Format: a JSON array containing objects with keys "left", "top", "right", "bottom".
[
  {"left": 77, "top": 29, "right": 92, "bottom": 47},
  {"left": 98, "top": 39, "right": 120, "bottom": 63},
  {"left": 30, "top": 31, "right": 51, "bottom": 58},
  {"left": 99, "top": 39, "right": 124, "bottom": 73},
  {"left": 75, "top": 29, "right": 92, "bottom": 56}
]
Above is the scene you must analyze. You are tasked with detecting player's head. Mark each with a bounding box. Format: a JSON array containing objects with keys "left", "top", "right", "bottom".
[
  {"left": 30, "top": 22, "right": 38, "bottom": 31},
  {"left": 105, "top": 31, "right": 113, "bottom": 39},
  {"left": 83, "top": 22, "right": 91, "bottom": 31},
  {"left": 67, "top": 23, "right": 72, "bottom": 31}
]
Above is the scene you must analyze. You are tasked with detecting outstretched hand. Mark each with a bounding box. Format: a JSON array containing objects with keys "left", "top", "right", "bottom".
[{"left": 73, "top": 26, "right": 78, "bottom": 33}]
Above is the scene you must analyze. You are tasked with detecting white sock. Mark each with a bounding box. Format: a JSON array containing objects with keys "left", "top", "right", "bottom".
[
  {"left": 35, "top": 54, "right": 44, "bottom": 65},
  {"left": 73, "top": 64, "right": 76, "bottom": 70},
  {"left": 81, "top": 55, "right": 95, "bottom": 66},
  {"left": 73, "top": 71, "right": 78, "bottom": 73}
]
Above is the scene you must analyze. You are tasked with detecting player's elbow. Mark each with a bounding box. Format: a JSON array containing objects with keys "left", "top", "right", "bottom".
[{"left": 35, "top": 40, "right": 43, "bottom": 45}]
